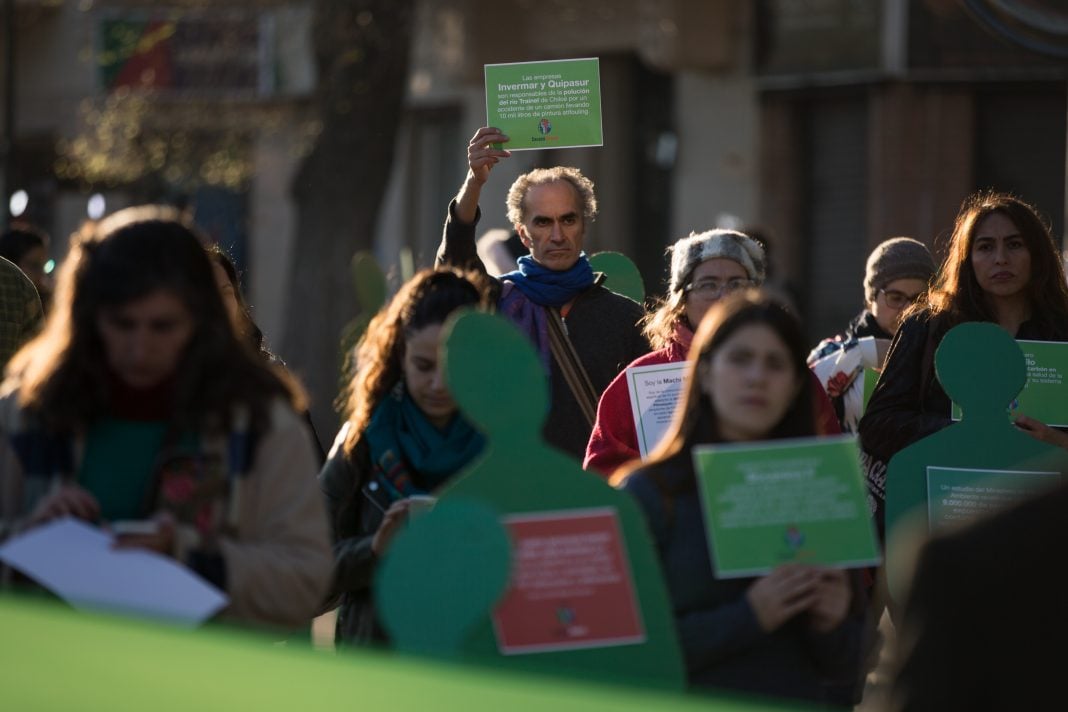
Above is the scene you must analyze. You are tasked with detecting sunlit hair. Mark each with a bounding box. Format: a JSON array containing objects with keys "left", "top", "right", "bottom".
[
  {"left": 338, "top": 267, "right": 491, "bottom": 455},
  {"left": 206, "top": 244, "right": 268, "bottom": 357},
  {"left": 505, "top": 166, "right": 598, "bottom": 228},
  {"left": 5, "top": 205, "right": 305, "bottom": 433},
  {"left": 611, "top": 289, "right": 814, "bottom": 487},
  {"left": 913, "top": 190, "right": 1068, "bottom": 339}
]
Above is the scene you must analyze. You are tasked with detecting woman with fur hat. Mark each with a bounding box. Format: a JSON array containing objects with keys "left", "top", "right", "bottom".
[
  {"left": 808, "top": 237, "right": 936, "bottom": 434},
  {"left": 860, "top": 192, "right": 1068, "bottom": 465},
  {"left": 584, "top": 229, "right": 839, "bottom": 477}
]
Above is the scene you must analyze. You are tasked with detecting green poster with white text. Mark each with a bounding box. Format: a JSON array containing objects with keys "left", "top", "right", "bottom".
[
  {"left": 693, "top": 436, "right": 880, "bottom": 578},
  {"left": 485, "top": 58, "right": 603, "bottom": 151}
]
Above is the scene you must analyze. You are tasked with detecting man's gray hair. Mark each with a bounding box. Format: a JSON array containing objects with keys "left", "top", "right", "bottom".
[{"left": 505, "top": 166, "right": 598, "bottom": 227}]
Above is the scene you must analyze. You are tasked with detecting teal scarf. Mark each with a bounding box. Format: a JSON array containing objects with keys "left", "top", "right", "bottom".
[{"left": 365, "top": 387, "right": 485, "bottom": 501}]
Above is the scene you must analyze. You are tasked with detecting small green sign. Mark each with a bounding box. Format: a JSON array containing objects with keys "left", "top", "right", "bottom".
[
  {"left": 485, "top": 58, "right": 603, "bottom": 151},
  {"left": 693, "top": 436, "right": 880, "bottom": 578},
  {"left": 862, "top": 368, "right": 879, "bottom": 413},
  {"left": 952, "top": 340, "right": 1068, "bottom": 425},
  {"left": 926, "top": 466, "right": 1060, "bottom": 531}
]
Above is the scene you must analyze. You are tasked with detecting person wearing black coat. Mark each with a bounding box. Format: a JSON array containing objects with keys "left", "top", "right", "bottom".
[{"left": 860, "top": 191, "right": 1068, "bottom": 477}]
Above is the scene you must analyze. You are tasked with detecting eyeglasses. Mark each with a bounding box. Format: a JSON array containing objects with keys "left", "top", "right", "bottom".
[
  {"left": 878, "top": 288, "right": 924, "bottom": 309},
  {"left": 684, "top": 278, "right": 752, "bottom": 299}
]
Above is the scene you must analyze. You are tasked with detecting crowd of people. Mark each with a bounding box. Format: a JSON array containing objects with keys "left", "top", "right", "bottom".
[{"left": 2, "top": 126, "right": 1066, "bottom": 709}]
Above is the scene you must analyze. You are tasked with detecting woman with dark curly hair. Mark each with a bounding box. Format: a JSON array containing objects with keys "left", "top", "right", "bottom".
[
  {"left": 318, "top": 267, "right": 491, "bottom": 645},
  {"left": 0, "top": 205, "right": 332, "bottom": 629},
  {"left": 859, "top": 191, "right": 1068, "bottom": 467}
]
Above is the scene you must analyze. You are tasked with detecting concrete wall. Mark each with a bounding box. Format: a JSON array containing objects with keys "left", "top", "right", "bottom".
[{"left": 672, "top": 71, "right": 759, "bottom": 238}]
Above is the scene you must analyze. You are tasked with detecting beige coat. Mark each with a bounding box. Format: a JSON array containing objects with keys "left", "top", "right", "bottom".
[{"left": 0, "top": 391, "right": 333, "bottom": 630}]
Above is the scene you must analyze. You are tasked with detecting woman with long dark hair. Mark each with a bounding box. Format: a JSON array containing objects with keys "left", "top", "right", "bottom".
[
  {"left": 0, "top": 206, "right": 332, "bottom": 629},
  {"left": 859, "top": 191, "right": 1068, "bottom": 465},
  {"left": 318, "top": 267, "right": 491, "bottom": 645},
  {"left": 614, "top": 290, "right": 866, "bottom": 705},
  {"left": 585, "top": 229, "right": 840, "bottom": 477}
]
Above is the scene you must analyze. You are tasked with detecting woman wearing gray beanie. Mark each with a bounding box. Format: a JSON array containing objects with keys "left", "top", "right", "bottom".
[
  {"left": 808, "top": 237, "right": 936, "bottom": 434},
  {"left": 584, "top": 229, "right": 840, "bottom": 477}
]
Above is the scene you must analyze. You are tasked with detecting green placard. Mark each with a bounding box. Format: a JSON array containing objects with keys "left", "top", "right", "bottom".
[
  {"left": 951, "top": 340, "right": 1068, "bottom": 425},
  {"left": 925, "top": 466, "right": 1060, "bottom": 531},
  {"left": 693, "top": 435, "right": 880, "bottom": 578},
  {"left": 862, "top": 368, "right": 879, "bottom": 413},
  {"left": 485, "top": 58, "right": 603, "bottom": 151}
]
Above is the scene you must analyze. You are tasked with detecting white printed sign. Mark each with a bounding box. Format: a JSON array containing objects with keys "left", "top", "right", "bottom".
[{"left": 626, "top": 362, "right": 689, "bottom": 459}]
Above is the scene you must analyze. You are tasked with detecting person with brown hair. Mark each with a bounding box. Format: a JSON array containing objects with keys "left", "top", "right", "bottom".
[
  {"left": 207, "top": 245, "right": 325, "bottom": 462},
  {"left": 859, "top": 191, "right": 1068, "bottom": 465},
  {"left": 0, "top": 206, "right": 331, "bottom": 630},
  {"left": 318, "top": 267, "right": 492, "bottom": 645},
  {"left": 614, "top": 290, "right": 867, "bottom": 705}
]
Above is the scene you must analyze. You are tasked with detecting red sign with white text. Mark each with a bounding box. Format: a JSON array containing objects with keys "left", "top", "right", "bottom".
[{"left": 492, "top": 508, "right": 645, "bottom": 654}]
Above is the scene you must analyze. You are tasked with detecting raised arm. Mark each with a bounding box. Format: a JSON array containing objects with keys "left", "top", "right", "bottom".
[{"left": 436, "top": 127, "right": 511, "bottom": 270}]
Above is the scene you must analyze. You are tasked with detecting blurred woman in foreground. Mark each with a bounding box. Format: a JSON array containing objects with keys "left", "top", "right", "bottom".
[{"left": 0, "top": 206, "right": 331, "bottom": 629}]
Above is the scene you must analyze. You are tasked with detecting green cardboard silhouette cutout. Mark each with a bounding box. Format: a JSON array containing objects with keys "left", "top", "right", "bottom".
[
  {"left": 590, "top": 251, "right": 645, "bottom": 304},
  {"left": 376, "top": 498, "right": 511, "bottom": 656},
  {"left": 884, "top": 322, "right": 1067, "bottom": 600},
  {"left": 338, "top": 251, "right": 388, "bottom": 389},
  {"left": 377, "top": 311, "right": 685, "bottom": 690}
]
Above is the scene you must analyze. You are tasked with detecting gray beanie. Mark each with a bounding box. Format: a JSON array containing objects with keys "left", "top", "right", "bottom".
[
  {"left": 863, "top": 237, "right": 936, "bottom": 303},
  {"left": 668, "top": 229, "right": 767, "bottom": 293}
]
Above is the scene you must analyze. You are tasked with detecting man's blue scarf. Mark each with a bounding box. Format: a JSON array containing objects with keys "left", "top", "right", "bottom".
[{"left": 500, "top": 253, "right": 594, "bottom": 308}]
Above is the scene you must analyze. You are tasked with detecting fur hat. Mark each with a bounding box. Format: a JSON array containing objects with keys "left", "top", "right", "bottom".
[
  {"left": 668, "top": 229, "right": 766, "bottom": 293},
  {"left": 863, "top": 237, "right": 935, "bottom": 303}
]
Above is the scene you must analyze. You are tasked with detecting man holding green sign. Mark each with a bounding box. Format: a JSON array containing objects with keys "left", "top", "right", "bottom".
[{"left": 435, "top": 59, "right": 647, "bottom": 461}]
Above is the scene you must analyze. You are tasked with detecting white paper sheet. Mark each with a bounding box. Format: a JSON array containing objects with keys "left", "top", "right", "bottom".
[
  {"left": 626, "top": 362, "right": 689, "bottom": 458},
  {"left": 0, "top": 517, "right": 228, "bottom": 627}
]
